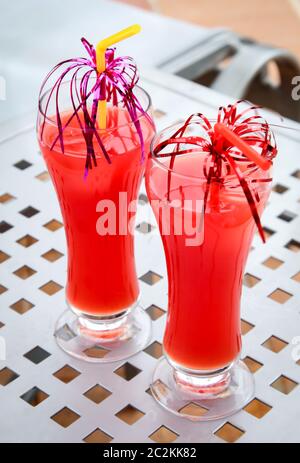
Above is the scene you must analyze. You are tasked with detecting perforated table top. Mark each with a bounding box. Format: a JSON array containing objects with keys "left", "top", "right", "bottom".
[{"left": 0, "top": 70, "right": 300, "bottom": 443}]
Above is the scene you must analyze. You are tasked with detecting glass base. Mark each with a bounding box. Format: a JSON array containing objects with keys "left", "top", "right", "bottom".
[
  {"left": 54, "top": 302, "right": 152, "bottom": 363},
  {"left": 151, "top": 357, "right": 254, "bottom": 421}
]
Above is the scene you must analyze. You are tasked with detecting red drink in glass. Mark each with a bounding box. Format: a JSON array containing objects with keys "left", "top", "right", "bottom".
[
  {"left": 38, "top": 84, "right": 155, "bottom": 362},
  {"left": 40, "top": 107, "right": 153, "bottom": 316},
  {"left": 147, "top": 154, "right": 268, "bottom": 372},
  {"left": 146, "top": 119, "right": 274, "bottom": 420}
]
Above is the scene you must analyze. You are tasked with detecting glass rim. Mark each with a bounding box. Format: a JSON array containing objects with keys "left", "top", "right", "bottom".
[
  {"left": 38, "top": 81, "right": 152, "bottom": 132},
  {"left": 150, "top": 119, "right": 299, "bottom": 181}
]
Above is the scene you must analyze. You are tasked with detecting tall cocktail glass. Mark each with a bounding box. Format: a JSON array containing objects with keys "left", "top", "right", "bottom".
[
  {"left": 146, "top": 120, "right": 274, "bottom": 420},
  {"left": 38, "top": 82, "right": 155, "bottom": 362}
]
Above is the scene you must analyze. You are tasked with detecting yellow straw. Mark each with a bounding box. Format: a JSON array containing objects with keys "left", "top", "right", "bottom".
[{"left": 96, "top": 24, "right": 141, "bottom": 130}]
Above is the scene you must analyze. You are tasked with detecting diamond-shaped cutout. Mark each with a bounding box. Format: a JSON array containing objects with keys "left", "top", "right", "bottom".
[
  {"left": 139, "top": 271, "right": 162, "bottom": 285},
  {"left": 144, "top": 341, "right": 163, "bottom": 359},
  {"left": 243, "top": 356, "right": 263, "bottom": 373},
  {"left": 278, "top": 210, "right": 297, "bottom": 222},
  {"left": 292, "top": 271, "right": 300, "bottom": 283},
  {"left": 115, "top": 404, "right": 145, "bottom": 425},
  {"left": 83, "top": 428, "right": 113, "bottom": 444},
  {"left": 268, "top": 288, "right": 292, "bottom": 304},
  {"left": 14, "top": 160, "right": 32, "bottom": 170},
  {"left": 10, "top": 298, "right": 34, "bottom": 314},
  {"left": 13, "top": 265, "right": 36, "bottom": 279},
  {"left": 178, "top": 402, "right": 208, "bottom": 418},
  {"left": 145, "top": 387, "right": 152, "bottom": 396},
  {"left": 53, "top": 365, "right": 81, "bottom": 384},
  {"left": 0, "top": 221, "right": 13, "bottom": 233},
  {"left": 39, "top": 280, "right": 62, "bottom": 295},
  {"left": 149, "top": 426, "right": 178, "bottom": 443},
  {"left": 83, "top": 345, "right": 110, "bottom": 359},
  {"left": 262, "top": 336, "right": 288, "bottom": 353},
  {"left": 20, "top": 387, "right": 49, "bottom": 407},
  {"left": 262, "top": 227, "right": 275, "bottom": 239},
  {"left": 51, "top": 407, "right": 80, "bottom": 428},
  {"left": 136, "top": 222, "right": 154, "bottom": 234},
  {"left": 151, "top": 379, "right": 171, "bottom": 396},
  {"left": 271, "top": 375, "right": 298, "bottom": 395},
  {"left": 215, "top": 422, "right": 245, "bottom": 443},
  {"left": 0, "top": 250, "right": 10, "bottom": 263},
  {"left": 285, "top": 239, "right": 300, "bottom": 252},
  {"left": 0, "top": 284, "right": 7, "bottom": 295},
  {"left": 43, "top": 219, "right": 63, "bottom": 231},
  {"left": 262, "top": 256, "right": 284, "bottom": 269},
  {"left": 35, "top": 171, "right": 50, "bottom": 181},
  {"left": 244, "top": 398, "right": 272, "bottom": 418},
  {"left": 19, "top": 206, "right": 39, "bottom": 218},
  {"left": 146, "top": 304, "right": 165, "bottom": 321},
  {"left": 272, "top": 183, "right": 288, "bottom": 194},
  {"left": 291, "top": 169, "right": 300, "bottom": 179},
  {"left": 243, "top": 273, "right": 261, "bottom": 288},
  {"left": 24, "top": 346, "right": 51, "bottom": 364},
  {"left": 41, "top": 249, "right": 63, "bottom": 262},
  {"left": 0, "top": 193, "right": 15, "bottom": 204},
  {"left": 153, "top": 109, "right": 167, "bottom": 119},
  {"left": 16, "top": 234, "right": 38, "bottom": 247},
  {"left": 241, "top": 319, "right": 255, "bottom": 335},
  {"left": 54, "top": 324, "right": 76, "bottom": 341},
  {"left": 114, "top": 362, "right": 141, "bottom": 381},
  {"left": 0, "top": 367, "right": 19, "bottom": 386},
  {"left": 0, "top": 322, "right": 4, "bottom": 329},
  {"left": 84, "top": 384, "right": 111, "bottom": 404}
]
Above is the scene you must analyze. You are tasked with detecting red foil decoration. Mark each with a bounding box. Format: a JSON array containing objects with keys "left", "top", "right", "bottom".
[{"left": 153, "top": 101, "right": 278, "bottom": 242}]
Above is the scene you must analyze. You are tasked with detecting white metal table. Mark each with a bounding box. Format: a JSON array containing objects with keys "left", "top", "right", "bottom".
[{"left": 0, "top": 69, "right": 300, "bottom": 443}]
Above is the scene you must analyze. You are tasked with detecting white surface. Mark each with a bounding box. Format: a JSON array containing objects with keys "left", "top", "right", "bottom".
[
  {"left": 0, "top": 69, "right": 300, "bottom": 442},
  {"left": 0, "top": 0, "right": 220, "bottom": 124}
]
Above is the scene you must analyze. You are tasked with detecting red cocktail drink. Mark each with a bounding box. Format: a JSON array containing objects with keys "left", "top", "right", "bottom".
[
  {"left": 146, "top": 112, "right": 276, "bottom": 420},
  {"left": 38, "top": 81, "right": 154, "bottom": 362},
  {"left": 40, "top": 106, "right": 153, "bottom": 316},
  {"left": 147, "top": 153, "right": 269, "bottom": 372}
]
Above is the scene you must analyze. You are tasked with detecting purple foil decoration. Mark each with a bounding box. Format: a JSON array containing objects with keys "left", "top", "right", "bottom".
[{"left": 39, "top": 38, "right": 152, "bottom": 177}]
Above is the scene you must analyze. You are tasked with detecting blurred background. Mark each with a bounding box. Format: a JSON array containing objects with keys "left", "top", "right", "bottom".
[
  {"left": 123, "top": 0, "right": 300, "bottom": 60},
  {"left": 1, "top": 0, "right": 300, "bottom": 125}
]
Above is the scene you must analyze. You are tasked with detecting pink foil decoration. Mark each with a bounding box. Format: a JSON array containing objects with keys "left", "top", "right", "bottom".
[{"left": 39, "top": 38, "right": 152, "bottom": 177}]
